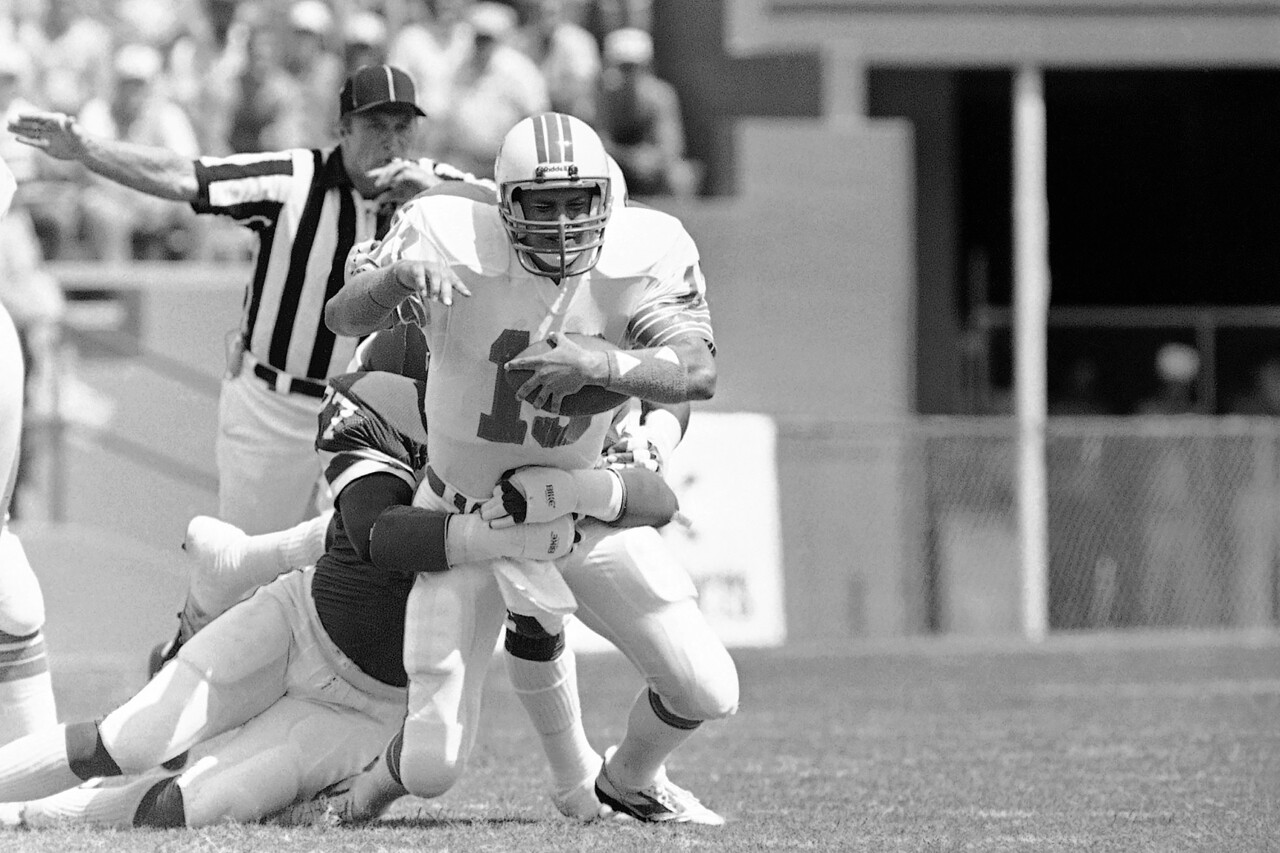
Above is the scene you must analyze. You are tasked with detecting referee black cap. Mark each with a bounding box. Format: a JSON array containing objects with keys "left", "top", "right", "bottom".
[{"left": 340, "top": 65, "right": 427, "bottom": 118}]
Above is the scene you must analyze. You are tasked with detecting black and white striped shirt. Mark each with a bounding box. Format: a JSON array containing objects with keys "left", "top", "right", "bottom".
[{"left": 192, "top": 146, "right": 483, "bottom": 383}]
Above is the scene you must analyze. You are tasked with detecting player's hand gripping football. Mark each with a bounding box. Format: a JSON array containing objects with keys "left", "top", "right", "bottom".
[
  {"left": 7, "top": 111, "right": 85, "bottom": 160},
  {"left": 481, "top": 466, "right": 581, "bottom": 528},
  {"left": 504, "top": 332, "right": 609, "bottom": 413}
]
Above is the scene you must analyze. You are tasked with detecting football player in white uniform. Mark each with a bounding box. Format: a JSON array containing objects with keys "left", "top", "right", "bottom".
[
  {"left": 308, "top": 112, "right": 738, "bottom": 825},
  {"left": 0, "top": 154, "right": 57, "bottom": 747}
]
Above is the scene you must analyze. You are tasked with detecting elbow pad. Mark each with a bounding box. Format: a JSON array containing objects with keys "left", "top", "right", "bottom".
[
  {"left": 368, "top": 506, "right": 450, "bottom": 575},
  {"left": 612, "top": 467, "right": 679, "bottom": 528}
]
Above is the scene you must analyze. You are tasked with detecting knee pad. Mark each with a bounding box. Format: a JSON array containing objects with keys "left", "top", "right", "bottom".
[
  {"left": 650, "top": 619, "right": 740, "bottom": 723},
  {"left": 503, "top": 612, "right": 565, "bottom": 662},
  {"left": 658, "top": 670, "right": 739, "bottom": 724},
  {"left": 0, "top": 529, "right": 45, "bottom": 637}
]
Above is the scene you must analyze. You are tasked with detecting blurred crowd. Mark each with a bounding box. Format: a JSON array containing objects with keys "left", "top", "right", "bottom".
[
  {"left": 0, "top": 0, "right": 700, "bottom": 265},
  {"left": 0, "top": 0, "right": 701, "bottom": 520}
]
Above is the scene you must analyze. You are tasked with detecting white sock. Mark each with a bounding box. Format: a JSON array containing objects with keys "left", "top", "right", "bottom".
[
  {"left": 184, "top": 512, "right": 331, "bottom": 637},
  {"left": 273, "top": 511, "right": 331, "bottom": 571},
  {"left": 234, "top": 510, "right": 331, "bottom": 585},
  {"left": 506, "top": 650, "right": 597, "bottom": 791},
  {"left": 0, "top": 724, "right": 83, "bottom": 801},
  {"left": 569, "top": 469, "right": 624, "bottom": 522},
  {"left": 22, "top": 774, "right": 164, "bottom": 829},
  {"left": 607, "top": 689, "right": 697, "bottom": 790},
  {"left": 0, "top": 632, "right": 57, "bottom": 746}
]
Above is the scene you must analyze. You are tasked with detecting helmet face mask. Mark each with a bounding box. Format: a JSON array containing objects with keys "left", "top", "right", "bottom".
[{"left": 495, "top": 113, "right": 613, "bottom": 279}]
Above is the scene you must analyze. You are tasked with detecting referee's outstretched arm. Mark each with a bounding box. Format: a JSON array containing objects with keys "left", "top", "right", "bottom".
[{"left": 7, "top": 110, "right": 198, "bottom": 202}]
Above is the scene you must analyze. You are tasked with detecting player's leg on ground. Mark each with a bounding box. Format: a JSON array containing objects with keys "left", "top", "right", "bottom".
[
  {"left": 0, "top": 307, "right": 56, "bottom": 746},
  {"left": 0, "top": 579, "right": 298, "bottom": 805},
  {"left": 12, "top": 771, "right": 176, "bottom": 829},
  {"left": 178, "top": 687, "right": 401, "bottom": 826},
  {"left": 563, "top": 524, "right": 739, "bottom": 823}
]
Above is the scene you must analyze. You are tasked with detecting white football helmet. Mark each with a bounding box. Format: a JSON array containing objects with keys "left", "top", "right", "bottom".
[{"left": 494, "top": 112, "right": 613, "bottom": 278}]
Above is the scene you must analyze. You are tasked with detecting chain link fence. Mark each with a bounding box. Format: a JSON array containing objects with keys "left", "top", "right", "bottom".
[{"left": 917, "top": 416, "right": 1280, "bottom": 632}]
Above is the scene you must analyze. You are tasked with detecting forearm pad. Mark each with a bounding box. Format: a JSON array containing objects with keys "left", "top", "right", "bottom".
[
  {"left": 605, "top": 346, "right": 688, "bottom": 403},
  {"left": 367, "top": 265, "right": 415, "bottom": 310},
  {"left": 612, "top": 467, "right": 679, "bottom": 528},
  {"left": 329, "top": 267, "right": 408, "bottom": 336},
  {"left": 368, "top": 506, "right": 451, "bottom": 575}
]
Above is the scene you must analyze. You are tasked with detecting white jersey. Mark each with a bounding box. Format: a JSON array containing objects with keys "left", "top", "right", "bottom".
[{"left": 351, "top": 194, "right": 714, "bottom": 500}]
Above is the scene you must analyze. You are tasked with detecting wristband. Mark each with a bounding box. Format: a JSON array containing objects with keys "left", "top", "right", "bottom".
[
  {"left": 604, "top": 346, "right": 688, "bottom": 402},
  {"left": 568, "top": 468, "right": 626, "bottom": 522}
]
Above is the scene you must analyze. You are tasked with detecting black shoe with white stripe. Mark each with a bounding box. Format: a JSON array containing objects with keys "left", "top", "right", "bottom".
[{"left": 593, "top": 746, "right": 725, "bottom": 826}]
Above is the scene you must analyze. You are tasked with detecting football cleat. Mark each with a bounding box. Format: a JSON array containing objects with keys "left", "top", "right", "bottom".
[
  {"left": 552, "top": 769, "right": 614, "bottom": 822},
  {"left": 593, "top": 745, "right": 725, "bottom": 826}
]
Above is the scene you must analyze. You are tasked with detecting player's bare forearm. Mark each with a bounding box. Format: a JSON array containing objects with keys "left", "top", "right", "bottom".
[
  {"left": 604, "top": 337, "right": 716, "bottom": 403},
  {"left": 9, "top": 111, "right": 197, "bottom": 200}
]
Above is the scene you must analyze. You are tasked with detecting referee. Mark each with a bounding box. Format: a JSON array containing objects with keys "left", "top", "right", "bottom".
[{"left": 8, "top": 65, "right": 490, "bottom": 537}]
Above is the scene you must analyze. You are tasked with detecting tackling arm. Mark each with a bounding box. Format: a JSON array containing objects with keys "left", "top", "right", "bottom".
[
  {"left": 481, "top": 465, "right": 679, "bottom": 529},
  {"left": 338, "top": 472, "right": 452, "bottom": 576},
  {"left": 8, "top": 111, "right": 198, "bottom": 201}
]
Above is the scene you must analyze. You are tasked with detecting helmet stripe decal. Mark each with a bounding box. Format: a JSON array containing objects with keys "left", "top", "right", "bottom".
[
  {"left": 531, "top": 113, "right": 575, "bottom": 166},
  {"left": 558, "top": 113, "right": 574, "bottom": 163},
  {"left": 533, "top": 113, "right": 550, "bottom": 163}
]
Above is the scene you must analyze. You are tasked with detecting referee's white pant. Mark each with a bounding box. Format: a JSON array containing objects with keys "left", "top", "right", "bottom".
[{"left": 216, "top": 370, "right": 331, "bottom": 535}]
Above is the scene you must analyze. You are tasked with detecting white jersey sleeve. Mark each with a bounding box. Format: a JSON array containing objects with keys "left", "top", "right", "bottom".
[{"left": 599, "top": 206, "right": 715, "bottom": 352}]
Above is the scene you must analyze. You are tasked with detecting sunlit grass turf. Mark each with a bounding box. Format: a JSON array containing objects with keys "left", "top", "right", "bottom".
[{"left": 9, "top": 630, "right": 1280, "bottom": 853}]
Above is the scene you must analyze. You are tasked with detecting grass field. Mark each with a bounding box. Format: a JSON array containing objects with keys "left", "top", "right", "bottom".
[{"left": 2, "top": 629, "right": 1277, "bottom": 853}]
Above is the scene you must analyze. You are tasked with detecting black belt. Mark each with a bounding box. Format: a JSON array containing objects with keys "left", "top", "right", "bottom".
[{"left": 250, "top": 362, "right": 328, "bottom": 399}]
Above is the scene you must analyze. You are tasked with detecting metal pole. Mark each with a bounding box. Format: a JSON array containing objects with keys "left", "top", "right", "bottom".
[{"left": 1013, "top": 65, "right": 1050, "bottom": 641}]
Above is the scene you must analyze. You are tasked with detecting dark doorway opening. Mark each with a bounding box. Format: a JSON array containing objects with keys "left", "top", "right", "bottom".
[{"left": 949, "top": 68, "right": 1280, "bottom": 412}]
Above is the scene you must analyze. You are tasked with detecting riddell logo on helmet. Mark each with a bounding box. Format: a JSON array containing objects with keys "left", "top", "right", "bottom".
[{"left": 535, "top": 163, "right": 579, "bottom": 181}]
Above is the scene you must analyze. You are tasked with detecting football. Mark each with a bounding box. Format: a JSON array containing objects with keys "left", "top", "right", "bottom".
[{"left": 504, "top": 334, "right": 631, "bottom": 417}]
